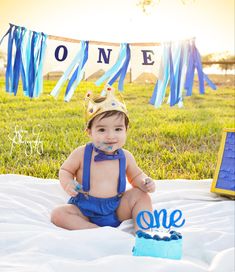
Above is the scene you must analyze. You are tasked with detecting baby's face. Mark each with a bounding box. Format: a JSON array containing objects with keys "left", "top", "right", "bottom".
[{"left": 87, "top": 114, "right": 127, "bottom": 153}]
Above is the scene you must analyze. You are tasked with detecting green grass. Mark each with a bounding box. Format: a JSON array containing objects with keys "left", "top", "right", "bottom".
[{"left": 0, "top": 77, "right": 234, "bottom": 180}]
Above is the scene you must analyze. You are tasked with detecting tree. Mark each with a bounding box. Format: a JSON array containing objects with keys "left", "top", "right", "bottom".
[
  {"left": 201, "top": 54, "right": 214, "bottom": 67},
  {"left": 137, "top": 0, "right": 195, "bottom": 13},
  {"left": 218, "top": 55, "right": 235, "bottom": 70}
]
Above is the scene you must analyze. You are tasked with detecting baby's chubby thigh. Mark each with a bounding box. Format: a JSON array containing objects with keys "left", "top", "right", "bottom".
[
  {"left": 51, "top": 204, "right": 89, "bottom": 226},
  {"left": 116, "top": 187, "right": 150, "bottom": 221}
]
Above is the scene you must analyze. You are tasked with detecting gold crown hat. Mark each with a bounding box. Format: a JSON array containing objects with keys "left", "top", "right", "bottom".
[{"left": 85, "top": 85, "right": 129, "bottom": 127}]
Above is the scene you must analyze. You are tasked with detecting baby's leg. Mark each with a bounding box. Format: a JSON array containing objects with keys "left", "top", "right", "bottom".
[
  {"left": 116, "top": 188, "right": 153, "bottom": 231},
  {"left": 51, "top": 204, "right": 98, "bottom": 230}
]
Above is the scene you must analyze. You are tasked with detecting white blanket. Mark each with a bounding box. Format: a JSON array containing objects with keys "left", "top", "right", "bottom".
[{"left": 0, "top": 174, "right": 234, "bottom": 272}]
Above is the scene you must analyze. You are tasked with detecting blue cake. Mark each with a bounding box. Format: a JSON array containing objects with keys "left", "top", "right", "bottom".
[{"left": 132, "top": 230, "right": 183, "bottom": 259}]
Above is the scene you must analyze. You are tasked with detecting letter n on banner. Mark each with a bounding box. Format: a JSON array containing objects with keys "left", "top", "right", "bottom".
[
  {"left": 97, "top": 48, "right": 112, "bottom": 64},
  {"left": 84, "top": 45, "right": 119, "bottom": 80}
]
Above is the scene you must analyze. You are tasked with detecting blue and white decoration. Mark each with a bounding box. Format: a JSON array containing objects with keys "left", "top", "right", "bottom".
[
  {"left": 50, "top": 40, "right": 89, "bottom": 102},
  {"left": 0, "top": 23, "right": 216, "bottom": 106},
  {"left": 149, "top": 40, "right": 217, "bottom": 107},
  {"left": 0, "top": 24, "right": 47, "bottom": 98},
  {"left": 95, "top": 43, "right": 130, "bottom": 91}
]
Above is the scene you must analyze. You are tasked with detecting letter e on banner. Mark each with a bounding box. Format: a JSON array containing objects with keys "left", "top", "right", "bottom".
[
  {"left": 55, "top": 45, "right": 68, "bottom": 62},
  {"left": 142, "top": 50, "right": 155, "bottom": 65}
]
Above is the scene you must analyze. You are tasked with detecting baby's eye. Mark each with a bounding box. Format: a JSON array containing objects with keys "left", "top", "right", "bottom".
[
  {"left": 98, "top": 128, "right": 105, "bottom": 132},
  {"left": 115, "top": 128, "right": 123, "bottom": 131}
]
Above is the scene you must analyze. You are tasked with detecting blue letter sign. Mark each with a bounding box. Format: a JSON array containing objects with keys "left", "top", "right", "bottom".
[
  {"left": 97, "top": 48, "right": 112, "bottom": 64},
  {"left": 55, "top": 45, "right": 68, "bottom": 62},
  {"left": 141, "top": 50, "right": 155, "bottom": 65},
  {"left": 136, "top": 209, "right": 185, "bottom": 230}
]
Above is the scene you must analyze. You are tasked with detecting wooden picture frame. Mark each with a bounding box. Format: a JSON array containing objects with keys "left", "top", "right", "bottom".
[{"left": 211, "top": 128, "right": 235, "bottom": 197}]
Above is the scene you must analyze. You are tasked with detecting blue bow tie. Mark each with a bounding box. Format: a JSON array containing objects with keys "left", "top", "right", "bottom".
[{"left": 93, "top": 145, "right": 124, "bottom": 161}]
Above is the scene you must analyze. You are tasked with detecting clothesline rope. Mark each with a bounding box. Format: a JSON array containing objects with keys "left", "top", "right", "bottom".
[
  {"left": 48, "top": 34, "right": 161, "bottom": 46},
  {"left": 48, "top": 34, "right": 195, "bottom": 47}
]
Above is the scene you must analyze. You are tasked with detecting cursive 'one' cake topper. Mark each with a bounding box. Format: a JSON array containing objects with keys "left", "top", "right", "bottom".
[{"left": 136, "top": 209, "right": 186, "bottom": 230}]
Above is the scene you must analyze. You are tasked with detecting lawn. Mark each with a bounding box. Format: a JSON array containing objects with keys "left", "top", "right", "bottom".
[{"left": 0, "top": 77, "right": 234, "bottom": 180}]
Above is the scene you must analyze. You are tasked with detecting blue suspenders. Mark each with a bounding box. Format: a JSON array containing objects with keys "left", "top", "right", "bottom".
[{"left": 82, "top": 143, "right": 126, "bottom": 195}]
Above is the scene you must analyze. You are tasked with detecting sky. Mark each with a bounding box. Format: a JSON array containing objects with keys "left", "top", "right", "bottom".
[{"left": 0, "top": 0, "right": 234, "bottom": 55}]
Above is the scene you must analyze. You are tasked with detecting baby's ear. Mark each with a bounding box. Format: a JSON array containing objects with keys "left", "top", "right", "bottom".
[{"left": 86, "top": 128, "right": 92, "bottom": 137}]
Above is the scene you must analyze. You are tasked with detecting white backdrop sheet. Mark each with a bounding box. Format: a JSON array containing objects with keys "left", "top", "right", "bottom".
[{"left": 0, "top": 174, "right": 234, "bottom": 272}]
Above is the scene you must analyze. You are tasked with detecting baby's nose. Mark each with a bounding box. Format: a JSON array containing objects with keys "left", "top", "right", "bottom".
[{"left": 107, "top": 130, "right": 115, "bottom": 139}]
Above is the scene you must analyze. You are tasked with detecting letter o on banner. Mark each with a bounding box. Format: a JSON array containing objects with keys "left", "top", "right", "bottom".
[{"left": 55, "top": 45, "right": 68, "bottom": 61}]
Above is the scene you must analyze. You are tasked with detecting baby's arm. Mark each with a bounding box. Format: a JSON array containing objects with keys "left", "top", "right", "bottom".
[
  {"left": 59, "top": 147, "right": 83, "bottom": 197},
  {"left": 125, "top": 150, "right": 156, "bottom": 193}
]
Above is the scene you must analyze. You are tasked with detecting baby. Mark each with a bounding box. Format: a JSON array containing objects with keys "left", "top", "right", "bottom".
[{"left": 51, "top": 86, "right": 156, "bottom": 231}]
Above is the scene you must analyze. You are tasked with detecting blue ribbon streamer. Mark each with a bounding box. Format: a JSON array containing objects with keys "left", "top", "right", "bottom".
[
  {"left": 175, "top": 45, "right": 184, "bottom": 106},
  {"left": 64, "top": 41, "right": 89, "bottom": 102},
  {"left": 28, "top": 31, "right": 38, "bottom": 98},
  {"left": 194, "top": 42, "right": 205, "bottom": 94},
  {"left": 150, "top": 39, "right": 216, "bottom": 108},
  {"left": 5, "top": 24, "right": 15, "bottom": 93},
  {"left": 95, "top": 43, "right": 130, "bottom": 90},
  {"left": 50, "top": 40, "right": 89, "bottom": 101},
  {"left": 149, "top": 44, "right": 170, "bottom": 107},
  {"left": 168, "top": 43, "right": 183, "bottom": 106},
  {"left": 20, "top": 28, "right": 28, "bottom": 93},
  {"left": 177, "top": 42, "right": 189, "bottom": 108},
  {"left": 107, "top": 43, "right": 131, "bottom": 91},
  {"left": 185, "top": 40, "right": 216, "bottom": 96},
  {"left": 0, "top": 23, "right": 13, "bottom": 46},
  {"left": 204, "top": 74, "right": 217, "bottom": 90},
  {"left": 21, "top": 30, "right": 32, "bottom": 95},
  {"left": 169, "top": 44, "right": 176, "bottom": 106},
  {"left": 12, "top": 27, "right": 25, "bottom": 95},
  {"left": 184, "top": 43, "right": 194, "bottom": 96},
  {"left": 1, "top": 24, "right": 47, "bottom": 98},
  {"left": 33, "top": 32, "right": 48, "bottom": 97}
]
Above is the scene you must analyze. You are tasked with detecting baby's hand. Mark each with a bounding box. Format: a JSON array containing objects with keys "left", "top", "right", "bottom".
[
  {"left": 65, "top": 180, "right": 82, "bottom": 197},
  {"left": 142, "top": 177, "right": 156, "bottom": 193}
]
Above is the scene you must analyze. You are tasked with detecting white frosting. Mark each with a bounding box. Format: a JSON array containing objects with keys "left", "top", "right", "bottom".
[{"left": 145, "top": 230, "right": 171, "bottom": 238}]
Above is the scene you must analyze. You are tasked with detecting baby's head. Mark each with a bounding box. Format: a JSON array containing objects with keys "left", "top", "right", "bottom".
[
  {"left": 87, "top": 109, "right": 129, "bottom": 130},
  {"left": 85, "top": 86, "right": 129, "bottom": 152},
  {"left": 85, "top": 86, "right": 129, "bottom": 129}
]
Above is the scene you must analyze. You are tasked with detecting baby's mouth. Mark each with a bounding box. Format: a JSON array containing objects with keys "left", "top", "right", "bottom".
[
  {"left": 96, "top": 142, "right": 117, "bottom": 151},
  {"left": 103, "top": 142, "right": 117, "bottom": 151}
]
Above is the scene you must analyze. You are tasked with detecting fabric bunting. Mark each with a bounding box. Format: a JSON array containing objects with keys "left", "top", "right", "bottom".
[
  {"left": 149, "top": 44, "right": 171, "bottom": 108},
  {"left": 0, "top": 23, "right": 216, "bottom": 106},
  {"left": 184, "top": 40, "right": 217, "bottom": 96},
  {"left": 95, "top": 43, "right": 131, "bottom": 91},
  {"left": 50, "top": 40, "right": 89, "bottom": 102},
  {"left": 150, "top": 40, "right": 216, "bottom": 108},
  {"left": 1, "top": 24, "right": 47, "bottom": 98}
]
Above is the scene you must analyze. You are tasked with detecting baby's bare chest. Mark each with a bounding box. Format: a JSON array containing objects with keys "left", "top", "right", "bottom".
[
  {"left": 90, "top": 160, "right": 120, "bottom": 181},
  {"left": 76, "top": 160, "right": 121, "bottom": 196}
]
